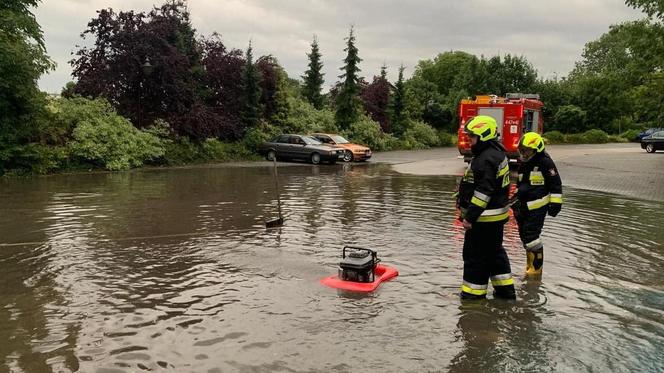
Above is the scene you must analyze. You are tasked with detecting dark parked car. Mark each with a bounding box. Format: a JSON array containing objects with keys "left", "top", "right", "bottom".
[
  {"left": 637, "top": 127, "right": 664, "bottom": 141},
  {"left": 260, "top": 134, "right": 345, "bottom": 164},
  {"left": 641, "top": 130, "right": 664, "bottom": 153}
]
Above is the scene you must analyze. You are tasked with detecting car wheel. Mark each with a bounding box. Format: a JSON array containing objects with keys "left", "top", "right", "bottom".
[
  {"left": 266, "top": 150, "right": 277, "bottom": 161},
  {"left": 646, "top": 143, "right": 656, "bottom": 153},
  {"left": 343, "top": 150, "right": 353, "bottom": 162},
  {"left": 310, "top": 152, "right": 321, "bottom": 165}
]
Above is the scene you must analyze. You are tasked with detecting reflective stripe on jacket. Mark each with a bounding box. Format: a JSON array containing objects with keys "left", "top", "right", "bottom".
[
  {"left": 517, "top": 151, "right": 563, "bottom": 211},
  {"left": 458, "top": 140, "right": 510, "bottom": 224}
]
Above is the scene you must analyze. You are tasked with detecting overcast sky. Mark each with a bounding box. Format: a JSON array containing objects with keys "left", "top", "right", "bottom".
[{"left": 35, "top": 0, "right": 644, "bottom": 93}]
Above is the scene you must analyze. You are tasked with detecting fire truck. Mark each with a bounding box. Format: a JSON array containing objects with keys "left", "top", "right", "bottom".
[{"left": 457, "top": 93, "right": 544, "bottom": 162}]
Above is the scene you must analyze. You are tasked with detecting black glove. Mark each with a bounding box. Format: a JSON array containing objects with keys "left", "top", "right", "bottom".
[{"left": 548, "top": 203, "right": 561, "bottom": 217}]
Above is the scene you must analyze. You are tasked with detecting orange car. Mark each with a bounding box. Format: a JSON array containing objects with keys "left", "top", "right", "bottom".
[{"left": 311, "top": 133, "right": 372, "bottom": 162}]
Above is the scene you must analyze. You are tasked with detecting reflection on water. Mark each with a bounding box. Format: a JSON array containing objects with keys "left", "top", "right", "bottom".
[{"left": 0, "top": 163, "right": 663, "bottom": 372}]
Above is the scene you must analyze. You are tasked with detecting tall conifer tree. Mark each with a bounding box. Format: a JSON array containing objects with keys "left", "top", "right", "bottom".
[
  {"left": 335, "top": 27, "right": 362, "bottom": 130},
  {"left": 241, "top": 41, "right": 261, "bottom": 127},
  {"left": 390, "top": 64, "right": 406, "bottom": 135},
  {"left": 302, "top": 36, "right": 325, "bottom": 109}
]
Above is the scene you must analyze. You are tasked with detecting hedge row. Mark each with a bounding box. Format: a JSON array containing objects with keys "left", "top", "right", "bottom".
[
  {"left": 8, "top": 97, "right": 457, "bottom": 174},
  {"left": 542, "top": 129, "right": 631, "bottom": 145}
]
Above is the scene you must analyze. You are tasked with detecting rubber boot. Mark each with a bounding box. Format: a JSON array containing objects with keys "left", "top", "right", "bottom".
[
  {"left": 493, "top": 284, "right": 516, "bottom": 300},
  {"left": 460, "top": 291, "right": 486, "bottom": 300},
  {"left": 525, "top": 249, "right": 543, "bottom": 277}
]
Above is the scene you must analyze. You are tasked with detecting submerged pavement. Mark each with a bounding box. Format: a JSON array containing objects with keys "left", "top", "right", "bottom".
[
  {"left": 376, "top": 143, "right": 664, "bottom": 202},
  {"left": 1, "top": 143, "right": 662, "bottom": 372}
]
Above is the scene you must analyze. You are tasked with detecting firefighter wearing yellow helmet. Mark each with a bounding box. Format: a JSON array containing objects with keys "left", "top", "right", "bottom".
[
  {"left": 513, "top": 132, "right": 563, "bottom": 277},
  {"left": 456, "top": 115, "right": 515, "bottom": 300}
]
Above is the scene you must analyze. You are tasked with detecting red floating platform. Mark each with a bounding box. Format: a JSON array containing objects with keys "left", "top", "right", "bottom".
[{"left": 320, "top": 264, "right": 399, "bottom": 292}]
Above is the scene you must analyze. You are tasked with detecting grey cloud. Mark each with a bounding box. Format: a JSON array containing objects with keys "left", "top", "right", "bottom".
[{"left": 36, "top": 0, "right": 642, "bottom": 93}]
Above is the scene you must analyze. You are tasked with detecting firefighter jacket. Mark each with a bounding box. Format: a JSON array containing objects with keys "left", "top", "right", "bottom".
[
  {"left": 458, "top": 140, "right": 511, "bottom": 224},
  {"left": 516, "top": 151, "right": 563, "bottom": 213}
]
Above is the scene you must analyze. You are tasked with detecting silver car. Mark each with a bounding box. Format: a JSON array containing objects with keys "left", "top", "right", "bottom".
[{"left": 260, "top": 134, "right": 345, "bottom": 164}]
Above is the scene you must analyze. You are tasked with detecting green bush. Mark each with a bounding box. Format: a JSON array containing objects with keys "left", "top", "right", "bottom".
[
  {"left": 202, "top": 139, "right": 256, "bottom": 161},
  {"left": 43, "top": 97, "right": 167, "bottom": 171},
  {"left": 281, "top": 97, "right": 338, "bottom": 134},
  {"left": 608, "top": 135, "right": 628, "bottom": 143},
  {"left": 9, "top": 144, "right": 70, "bottom": 174},
  {"left": 620, "top": 129, "right": 641, "bottom": 142},
  {"left": 343, "top": 115, "right": 393, "bottom": 151},
  {"left": 3, "top": 98, "right": 173, "bottom": 174},
  {"left": 163, "top": 137, "right": 258, "bottom": 166},
  {"left": 543, "top": 131, "right": 565, "bottom": 144},
  {"left": 202, "top": 138, "right": 230, "bottom": 160},
  {"left": 565, "top": 133, "right": 585, "bottom": 143},
  {"left": 143, "top": 119, "right": 174, "bottom": 140},
  {"left": 395, "top": 137, "right": 427, "bottom": 150},
  {"left": 381, "top": 135, "right": 401, "bottom": 150},
  {"left": 45, "top": 97, "right": 118, "bottom": 145},
  {"left": 243, "top": 124, "right": 274, "bottom": 153},
  {"left": 163, "top": 137, "right": 203, "bottom": 165},
  {"left": 582, "top": 129, "right": 609, "bottom": 144},
  {"left": 69, "top": 112, "right": 166, "bottom": 171},
  {"left": 227, "top": 143, "right": 259, "bottom": 161},
  {"left": 29, "top": 145, "right": 70, "bottom": 173},
  {"left": 403, "top": 120, "right": 441, "bottom": 148},
  {"left": 437, "top": 130, "right": 455, "bottom": 146}
]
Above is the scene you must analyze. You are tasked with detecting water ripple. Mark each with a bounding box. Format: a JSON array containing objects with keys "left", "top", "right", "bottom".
[{"left": 0, "top": 165, "right": 662, "bottom": 372}]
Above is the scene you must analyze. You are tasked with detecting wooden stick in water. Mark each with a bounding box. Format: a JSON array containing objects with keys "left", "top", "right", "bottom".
[{"left": 266, "top": 157, "right": 284, "bottom": 228}]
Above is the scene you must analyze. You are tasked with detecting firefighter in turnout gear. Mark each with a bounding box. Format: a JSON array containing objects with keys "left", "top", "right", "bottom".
[
  {"left": 513, "top": 132, "right": 563, "bottom": 277},
  {"left": 457, "top": 115, "right": 516, "bottom": 300}
]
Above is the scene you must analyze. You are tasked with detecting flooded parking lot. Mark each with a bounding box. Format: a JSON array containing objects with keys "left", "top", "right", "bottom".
[{"left": 1, "top": 156, "right": 663, "bottom": 372}]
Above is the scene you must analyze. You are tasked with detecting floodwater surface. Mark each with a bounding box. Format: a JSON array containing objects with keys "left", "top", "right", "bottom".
[{"left": 0, "top": 163, "right": 663, "bottom": 372}]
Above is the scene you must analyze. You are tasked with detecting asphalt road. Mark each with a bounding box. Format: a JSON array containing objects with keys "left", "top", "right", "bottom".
[{"left": 376, "top": 143, "right": 664, "bottom": 202}]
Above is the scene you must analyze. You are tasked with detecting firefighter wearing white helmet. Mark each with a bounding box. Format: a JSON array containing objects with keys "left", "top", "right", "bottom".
[
  {"left": 513, "top": 132, "right": 563, "bottom": 277},
  {"left": 456, "top": 115, "right": 515, "bottom": 300}
]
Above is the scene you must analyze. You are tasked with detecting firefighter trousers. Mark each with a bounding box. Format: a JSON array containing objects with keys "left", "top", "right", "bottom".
[
  {"left": 516, "top": 207, "right": 547, "bottom": 274},
  {"left": 461, "top": 222, "right": 516, "bottom": 299}
]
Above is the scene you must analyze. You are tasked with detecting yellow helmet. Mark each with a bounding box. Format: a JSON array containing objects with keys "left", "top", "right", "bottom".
[
  {"left": 464, "top": 115, "right": 497, "bottom": 142},
  {"left": 519, "top": 132, "right": 545, "bottom": 153}
]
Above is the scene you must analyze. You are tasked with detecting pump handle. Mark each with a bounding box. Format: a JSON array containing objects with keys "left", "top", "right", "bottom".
[{"left": 342, "top": 246, "right": 380, "bottom": 265}]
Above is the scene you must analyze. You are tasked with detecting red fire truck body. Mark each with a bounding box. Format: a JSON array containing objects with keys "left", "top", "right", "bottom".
[{"left": 457, "top": 94, "right": 544, "bottom": 162}]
